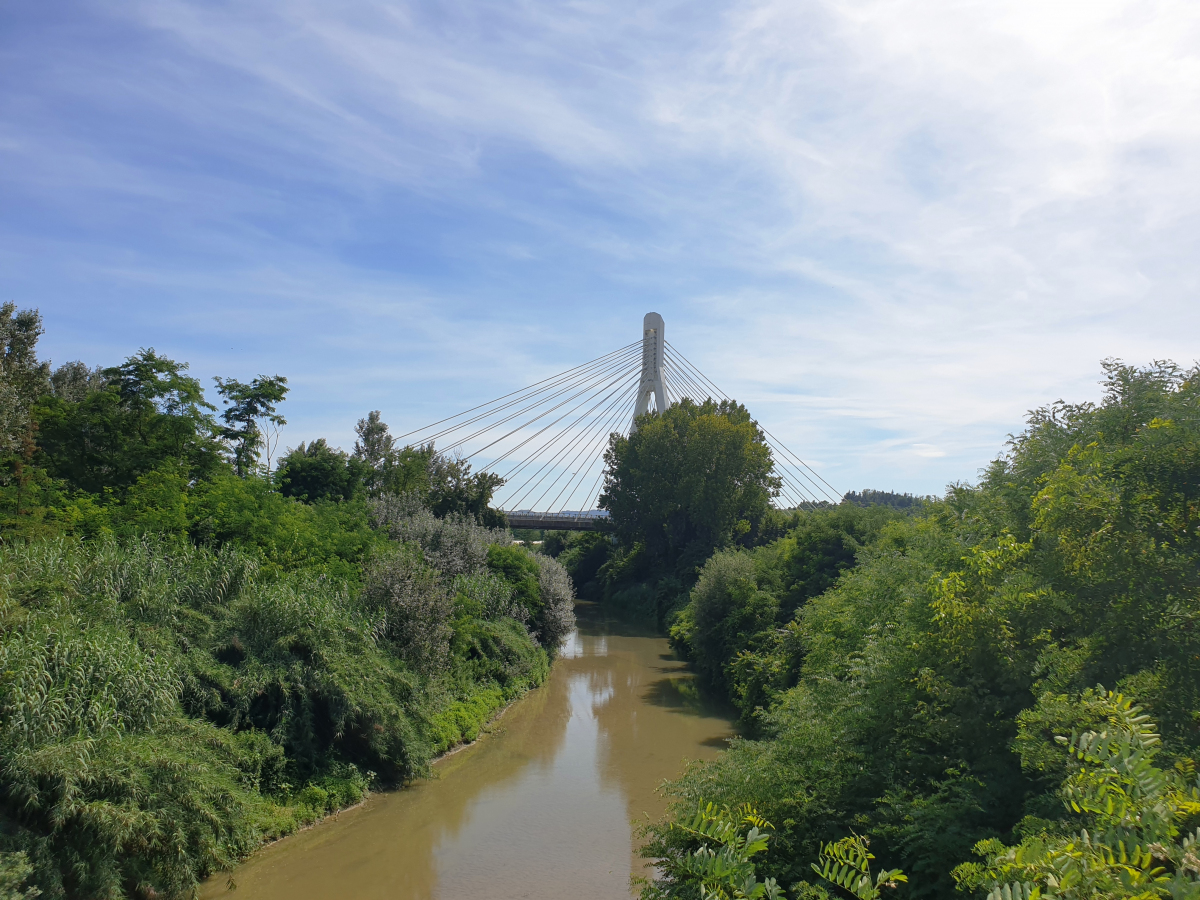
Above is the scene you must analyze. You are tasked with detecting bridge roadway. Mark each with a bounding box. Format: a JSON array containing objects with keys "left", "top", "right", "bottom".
[{"left": 505, "top": 511, "right": 612, "bottom": 531}]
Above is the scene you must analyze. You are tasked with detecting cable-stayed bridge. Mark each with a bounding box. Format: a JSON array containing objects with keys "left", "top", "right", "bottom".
[{"left": 397, "top": 313, "right": 839, "bottom": 530}]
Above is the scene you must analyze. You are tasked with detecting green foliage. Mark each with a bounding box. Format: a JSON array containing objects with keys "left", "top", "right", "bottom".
[
  {"left": 0, "top": 310, "right": 536, "bottom": 898},
  {"left": 0, "top": 605, "right": 266, "bottom": 899},
  {"left": 555, "top": 530, "right": 615, "bottom": 599},
  {"left": 842, "top": 491, "right": 929, "bottom": 512},
  {"left": 601, "top": 398, "right": 780, "bottom": 571},
  {"left": 0, "top": 530, "right": 550, "bottom": 898},
  {"left": 812, "top": 835, "right": 907, "bottom": 900},
  {"left": 427, "top": 452, "right": 507, "bottom": 527},
  {"left": 277, "top": 438, "right": 370, "bottom": 502},
  {"left": 213, "top": 374, "right": 288, "bottom": 477},
  {"left": 486, "top": 543, "right": 542, "bottom": 612},
  {"left": 774, "top": 505, "right": 903, "bottom": 618},
  {"left": 351, "top": 412, "right": 506, "bottom": 523},
  {"left": 188, "top": 473, "right": 386, "bottom": 580},
  {"left": 647, "top": 360, "right": 1200, "bottom": 899},
  {"left": 640, "top": 801, "right": 785, "bottom": 900},
  {"left": 673, "top": 550, "right": 778, "bottom": 697},
  {"left": 667, "top": 504, "right": 903, "bottom": 722},
  {"left": 0, "top": 303, "right": 50, "bottom": 455},
  {"left": 954, "top": 691, "right": 1200, "bottom": 900},
  {"left": 33, "top": 349, "right": 224, "bottom": 494},
  {"left": 484, "top": 543, "right": 577, "bottom": 648},
  {"left": 0, "top": 852, "right": 40, "bottom": 899}
]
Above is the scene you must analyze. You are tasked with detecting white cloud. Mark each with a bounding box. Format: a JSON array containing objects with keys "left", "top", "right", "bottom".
[{"left": 5, "top": 0, "right": 1199, "bottom": 497}]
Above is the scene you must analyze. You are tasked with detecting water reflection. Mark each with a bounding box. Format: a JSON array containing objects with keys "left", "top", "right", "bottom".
[{"left": 203, "top": 601, "right": 735, "bottom": 900}]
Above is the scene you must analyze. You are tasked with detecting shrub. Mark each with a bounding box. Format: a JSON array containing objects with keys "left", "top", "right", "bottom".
[
  {"left": 371, "top": 496, "right": 508, "bottom": 577},
  {"left": 0, "top": 619, "right": 265, "bottom": 900},
  {"left": 451, "top": 570, "right": 528, "bottom": 625},
  {"left": 533, "top": 553, "right": 576, "bottom": 651},
  {"left": 362, "top": 547, "right": 452, "bottom": 674},
  {"left": 681, "top": 550, "right": 778, "bottom": 694}
]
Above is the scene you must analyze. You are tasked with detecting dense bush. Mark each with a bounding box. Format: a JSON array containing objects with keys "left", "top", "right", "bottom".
[
  {"left": 373, "top": 495, "right": 508, "bottom": 577},
  {"left": 642, "top": 361, "right": 1200, "bottom": 900},
  {"left": 0, "top": 529, "right": 555, "bottom": 898},
  {"left": 363, "top": 545, "right": 454, "bottom": 674},
  {"left": 0, "top": 305, "right": 557, "bottom": 899}
]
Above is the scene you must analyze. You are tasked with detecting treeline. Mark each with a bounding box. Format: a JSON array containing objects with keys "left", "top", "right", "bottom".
[
  {"left": 0, "top": 304, "right": 572, "bottom": 899},
  {"left": 548, "top": 362, "right": 1200, "bottom": 899}
]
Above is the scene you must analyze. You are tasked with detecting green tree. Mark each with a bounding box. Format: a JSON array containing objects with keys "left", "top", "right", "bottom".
[
  {"left": 645, "top": 360, "right": 1200, "bottom": 899},
  {"left": 214, "top": 375, "right": 289, "bottom": 476},
  {"left": 0, "top": 305, "right": 53, "bottom": 530},
  {"left": 600, "top": 398, "right": 779, "bottom": 570},
  {"left": 640, "top": 801, "right": 785, "bottom": 900},
  {"left": 955, "top": 691, "right": 1200, "bottom": 900},
  {"left": 0, "top": 304, "right": 50, "bottom": 454},
  {"left": 354, "top": 410, "right": 395, "bottom": 468},
  {"left": 427, "top": 452, "right": 506, "bottom": 526},
  {"left": 34, "top": 349, "right": 224, "bottom": 493},
  {"left": 277, "top": 439, "right": 370, "bottom": 502},
  {"left": 48, "top": 360, "right": 105, "bottom": 403}
]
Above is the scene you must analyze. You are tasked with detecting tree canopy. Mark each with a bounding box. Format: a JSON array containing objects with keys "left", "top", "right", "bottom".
[
  {"left": 600, "top": 398, "right": 780, "bottom": 569},
  {"left": 639, "top": 359, "right": 1200, "bottom": 900},
  {"left": 0, "top": 305, "right": 541, "bottom": 900}
]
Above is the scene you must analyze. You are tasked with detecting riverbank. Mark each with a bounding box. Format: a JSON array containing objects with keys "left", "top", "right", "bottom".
[{"left": 201, "top": 602, "right": 736, "bottom": 900}]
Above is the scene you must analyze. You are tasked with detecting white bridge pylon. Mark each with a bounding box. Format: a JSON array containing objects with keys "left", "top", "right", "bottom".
[
  {"left": 391, "top": 312, "right": 840, "bottom": 518},
  {"left": 631, "top": 311, "right": 667, "bottom": 431}
]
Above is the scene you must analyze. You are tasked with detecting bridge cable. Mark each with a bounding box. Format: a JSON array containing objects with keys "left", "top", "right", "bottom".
[
  {"left": 666, "top": 362, "right": 821, "bottom": 508},
  {"left": 521, "top": 376, "right": 639, "bottom": 512},
  {"left": 496, "top": 380, "right": 633, "bottom": 506},
  {"left": 440, "top": 346, "right": 641, "bottom": 455},
  {"left": 476, "top": 355, "right": 641, "bottom": 479},
  {"left": 392, "top": 340, "right": 640, "bottom": 444},
  {"left": 545, "top": 390, "right": 639, "bottom": 512},
  {"left": 664, "top": 342, "right": 841, "bottom": 504},
  {"left": 662, "top": 355, "right": 821, "bottom": 509},
  {"left": 577, "top": 394, "right": 639, "bottom": 514},
  {"left": 501, "top": 368, "right": 641, "bottom": 511},
  {"left": 446, "top": 347, "right": 640, "bottom": 459},
  {"left": 404, "top": 344, "right": 640, "bottom": 452},
  {"left": 478, "top": 360, "right": 643, "bottom": 473},
  {"left": 659, "top": 359, "right": 814, "bottom": 508}
]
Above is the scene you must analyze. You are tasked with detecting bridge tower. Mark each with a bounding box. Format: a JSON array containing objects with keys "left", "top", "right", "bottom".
[{"left": 630, "top": 312, "right": 667, "bottom": 432}]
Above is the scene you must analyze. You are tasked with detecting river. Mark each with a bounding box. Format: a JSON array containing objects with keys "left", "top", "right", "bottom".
[{"left": 203, "top": 601, "right": 736, "bottom": 900}]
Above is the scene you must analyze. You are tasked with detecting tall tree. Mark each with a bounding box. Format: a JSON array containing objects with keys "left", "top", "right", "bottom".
[
  {"left": 600, "top": 398, "right": 779, "bottom": 568},
  {"left": 49, "top": 361, "right": 106, "bottom": 403},
  {"left": 427, "top": 452, "right": 506, "bottom": 527},
  {"left": 214, "top": 375, "right": 289, "bottom": 476},
  {"left": 349, "top": 412, "right": 505, "bottom": 521},
  {"left": 0, "top": 303, "right": 51, "bottom": 453},
  {"left": 35, "top": 349, "right": 223, "bottom": 492},
  {"left": 353, "top": 410, "right": 395, "bottom": 468}
]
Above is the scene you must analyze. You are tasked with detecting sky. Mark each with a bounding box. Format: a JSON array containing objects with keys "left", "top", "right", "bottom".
[{"left": 2, "top": 0, "right": 1199, "bottom": 500}]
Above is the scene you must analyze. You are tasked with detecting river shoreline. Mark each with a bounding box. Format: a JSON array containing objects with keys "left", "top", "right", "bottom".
[
  {"left": 231, "top": 670, "right": 548, "bottom": 862},
  {"left": 203, "top": 603, "right": 735, "bottom": 900}
]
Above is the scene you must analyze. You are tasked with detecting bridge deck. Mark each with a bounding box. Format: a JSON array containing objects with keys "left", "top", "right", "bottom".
[{"left": 505, "top": 511, "right": 612, "bottom": 531}]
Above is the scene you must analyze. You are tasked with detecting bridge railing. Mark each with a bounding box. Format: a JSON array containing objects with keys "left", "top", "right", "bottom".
[{"left": 505, "top": 511, "right": 612, "bottom": 532}]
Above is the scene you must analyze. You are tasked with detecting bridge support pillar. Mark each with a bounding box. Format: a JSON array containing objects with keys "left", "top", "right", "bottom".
[{"left": 631, "top": 312, "right": 667, "bottom": 432}]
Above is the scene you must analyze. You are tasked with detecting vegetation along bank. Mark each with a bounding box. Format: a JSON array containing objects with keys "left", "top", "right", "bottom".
[
  {"left": 0, "top": 304, "right": 573, "bottom": 899},
  {"left": 4, "top": 294, "right": 1200, "bottom": 900},
  {"left": 542, "top": 361, "right": 1200, "bottom": 900}
]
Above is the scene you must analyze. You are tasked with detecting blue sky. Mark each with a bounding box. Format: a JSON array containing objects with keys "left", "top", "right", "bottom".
[{"left": 3, "top": 0, "right": 1199, "bottom": 499}]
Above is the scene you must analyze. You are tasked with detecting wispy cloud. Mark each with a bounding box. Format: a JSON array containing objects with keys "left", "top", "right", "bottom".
[{"left": 1, "top": 0, "right": 1197, "bottom": 495}]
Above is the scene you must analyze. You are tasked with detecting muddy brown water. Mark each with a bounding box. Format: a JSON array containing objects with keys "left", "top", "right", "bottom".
[{"left": 202, "top": 601, "right": 737, "bottom": 900}]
